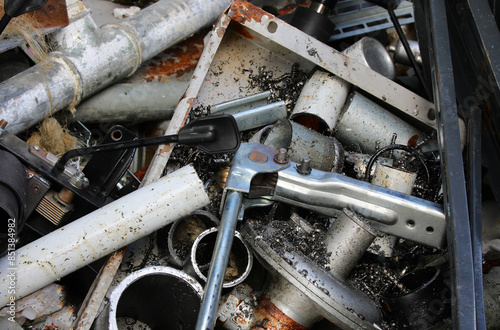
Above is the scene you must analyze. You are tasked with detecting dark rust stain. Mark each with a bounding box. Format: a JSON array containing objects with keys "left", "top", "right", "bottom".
[
  {"left": 140, "top": 32, "right": 206, "bottom": 82},
  {"left": 279, "top": 1, "right": 310, "bottom": 15},
  {"left": 232, "top": 23, "right": 254, "bottom": 40},
  {"left": 252, "top": 296, "right": 308, "bottom": 330},
  {"left": 292, "top": 114, "right": 328, "bottom": 133},
  {"left": 407, "top": 134, "right": 419, "bottom": 148},
  {"left": 230, "top": 1, "right": 273, "bottom": 24},
  {"left": 27, "top": 0, "right": 69, "bottom": 29}
]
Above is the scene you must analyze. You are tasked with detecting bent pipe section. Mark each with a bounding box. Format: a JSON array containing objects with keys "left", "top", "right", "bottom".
[
  {"left": 0, "top": 0, "right": 230, "bottom": 134},
  {"left": 0, "top": 165, "right": 210, "bottom": 307}
]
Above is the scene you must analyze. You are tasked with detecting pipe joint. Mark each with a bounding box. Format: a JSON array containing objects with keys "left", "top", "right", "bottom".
[{"left": 102, "top": 24, "right": 143, "bottom": 77}]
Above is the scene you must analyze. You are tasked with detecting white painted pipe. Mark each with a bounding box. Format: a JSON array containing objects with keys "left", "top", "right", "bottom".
[
  {"left": 369, "top": 164, "right": 417, "bottom": 257},
  {"left": 342, "top": 37, "right": 396, "bottom": 80},
  {"left": 290, "top": 70, "right": 349, "bottom": 132},
  {"left": 0, "top": 165, "right": 209, "bottom": 307},
  {"left": 336, "top": 91, "right": 437, "bottom": 158}
]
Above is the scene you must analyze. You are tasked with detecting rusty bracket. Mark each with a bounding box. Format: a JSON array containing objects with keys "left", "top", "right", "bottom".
[{"left": 26, "top": 0, "right": 69, "bottom": 29}]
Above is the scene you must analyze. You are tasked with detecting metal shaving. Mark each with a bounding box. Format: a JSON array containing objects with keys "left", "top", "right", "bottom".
[
  {"left": 248, "top": 207, "right": 332, "bottom": 269},
  {"left": 248, "top": 63, "right": 308, "bottom": 114},
  {"left": 348, "top": 243, "right": 440, "bottom": 302}
]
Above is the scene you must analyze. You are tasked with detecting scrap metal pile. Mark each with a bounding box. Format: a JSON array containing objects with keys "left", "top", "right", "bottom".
[{"left": 0, "top": 0, "right": 499, "bottom": 329}]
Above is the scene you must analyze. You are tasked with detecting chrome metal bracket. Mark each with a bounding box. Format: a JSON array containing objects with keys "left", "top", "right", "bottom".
[{"left": 223, "top": 143, "right": 446, "bottom": 249}]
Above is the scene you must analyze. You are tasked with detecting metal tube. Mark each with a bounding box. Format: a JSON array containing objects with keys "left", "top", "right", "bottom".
[
  {"left": 342, "top": 37, "right": 396, "bottom": 80},
  {"left": 196, "top": 190, "right": 242, "bottom": 330},
  {"left": 290, "top": 70, "right": 349, "bottom": 132},
  {"left": 336, "top": 91, "right": 437, "bottom": 158},
  {"left": 73, "top": 82, "right": 188, "bottom": 123},
  {"left": 325, "top": 209, "right": 378, "bottom": 279},
  {"left": 231, "top": 101, "right": 287, "bottom": 131},
  {"left": 210, "top": 91, "right": 271, "bottom": 114},
  {"left": 257, "top": 276, "right": 323, "bottom": 328},
  {"left": 371, "top": 164, "right": 417, "bottom": 195},
  {"left": 0, "top": 164, "right": 210, "bottom": 307},
  {"left": 190, "top": 228, "right": 253, "bottom": 289},
  {"left": 390, "top": 39, "right": 422, "bottom": 66},
  {"left": 109, "top": 266, "right": 204, "bottom": 330},
  {"left": 165, "top": 210, "right": 220, "bottom": 268},
  {"left": 290, "top": 38, "right": 394, "bottom": 132},
  {"left": 263, "top": 120, "right": 344, "bottom": 172},
  {"left": 0, "top": 0, "right": 230, "bottom": 134}
]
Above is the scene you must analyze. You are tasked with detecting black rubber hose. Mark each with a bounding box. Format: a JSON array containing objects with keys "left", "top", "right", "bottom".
[{"left": 364, "top": 144, "right": 430, "bottom": 183}]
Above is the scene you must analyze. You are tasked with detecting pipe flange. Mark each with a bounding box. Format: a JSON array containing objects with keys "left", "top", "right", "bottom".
[{"left": 241, "top": 222, "right": 382, "bottom": 329}]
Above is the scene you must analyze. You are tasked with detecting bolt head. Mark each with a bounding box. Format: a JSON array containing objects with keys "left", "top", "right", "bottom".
[
  {"left": 69, "top": 172, "right": 89, "bottom": 189},
  {"left": 297, "top": 157, "right": 312, "bottom": 175},
  {"left": 273, "top": 148, "right": 289, "bottom": 164}
]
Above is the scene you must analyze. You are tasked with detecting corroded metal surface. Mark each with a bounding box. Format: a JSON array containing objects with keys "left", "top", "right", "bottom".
[
  {"left": 28, "top": 0, "right": 69, "bottom": 29},
  {"left": 252, "top": 297, "right": 309, "bottom": 330},
  {"left": 129, "top": 31, "right": 207, "bottom": 83}
]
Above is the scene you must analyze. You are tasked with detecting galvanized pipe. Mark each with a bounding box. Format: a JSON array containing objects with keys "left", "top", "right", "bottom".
[
  {"left": 372, "top": 164, "right": 417, "bottom": 195},
  {"left": 229, "top": 101, "right": 287, "bottom": 131},
  {"left": 342, "top": 37, "right": 396, "bottom": 80},
  {"left": 0, "top": 165, "right": 210, "bottom": 307},
  {"left": 0, "top": 0, "right": 230, "bottom": 134},
  {"left": 290, "top": 70, "right": 349, "bottom": 132},
  {"left": 73, "top": 82, "right": 188, "bottom": 123},
  {"left": 210, "top": 91, "right": 271, "bottom": 114},
  {"left": 258, "top": 276, "right": 324, "bottom": 328},
  {"left": 262, "top": 119, "right": 344, "bottom": 172}
]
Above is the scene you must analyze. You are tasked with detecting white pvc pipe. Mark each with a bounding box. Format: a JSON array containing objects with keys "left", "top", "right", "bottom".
[{"left": 0, "top": 165, "right": 209, "bottom": 307}]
